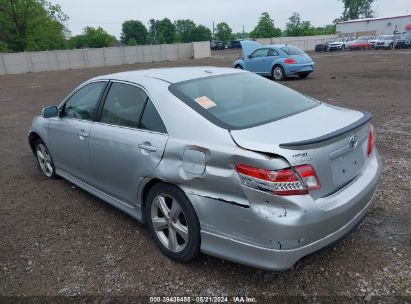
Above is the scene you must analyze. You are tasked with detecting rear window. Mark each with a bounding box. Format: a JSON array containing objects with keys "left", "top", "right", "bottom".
[
  {"left": 169, "top": 73, "right": 319, "bottom": 130},
  {"left": 281, "top": 45, "right": 304, "bottom": 55}
]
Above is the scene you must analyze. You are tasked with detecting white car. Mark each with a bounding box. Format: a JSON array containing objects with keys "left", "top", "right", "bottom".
[{"left": 328, "top": 37, "right": 356, "bottom": 51}]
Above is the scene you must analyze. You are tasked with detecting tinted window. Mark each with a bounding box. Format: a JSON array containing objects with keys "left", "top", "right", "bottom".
[
  {"left": 100, "top": 83, "right": 147, "bottom": 128},
  {"left": 171, "top": 73, "right": 318, "bottom": 129},
  {"left": 140, "top": 100, "right": 167, "bottom": 133},
  {"left": 250, "top": 49, "right": 269, "bottom": 58},
  {"left": 63, "top": 82, "right": 105, "bottom": 121},
  {"left": 268, "top": 49, "right": 279, "bottom": 56},
  {"left": 281, "top": 46, "right": 304, "bottom": 55}
]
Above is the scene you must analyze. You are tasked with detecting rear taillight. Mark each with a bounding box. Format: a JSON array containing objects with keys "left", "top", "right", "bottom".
[
  {"left": 284, "top": 58, "right": 297, "bottom": 64},
  {"left": 235, "top": 163, "right": 320, "bottom": 196},
  {"left": 367, "top": 125, "right": 374, "bottom": 156}
]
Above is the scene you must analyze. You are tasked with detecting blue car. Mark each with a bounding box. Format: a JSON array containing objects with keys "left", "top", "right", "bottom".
[{"left": 233, "top": 41, "right": 315, "bottom": 81}]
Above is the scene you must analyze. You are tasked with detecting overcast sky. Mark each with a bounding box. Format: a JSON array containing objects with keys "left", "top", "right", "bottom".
[{"left": 51, "top": 0, "right": 411, "bottom": 37}]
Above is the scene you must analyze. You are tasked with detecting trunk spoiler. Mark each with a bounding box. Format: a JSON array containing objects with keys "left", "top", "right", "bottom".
[{"left": 279, "top": 111, "right": 372, "bottom": 148}]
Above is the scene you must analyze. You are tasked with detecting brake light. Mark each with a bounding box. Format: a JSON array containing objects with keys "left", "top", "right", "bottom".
[
  {"left": 284, "top": 58, "right": 297, "bottom": 64},
  {"left": 235, "top": 164, "right": 320, "bottom": 196},
  {"left": 367, "top": 125, "right": 374, "bottom": 156}
]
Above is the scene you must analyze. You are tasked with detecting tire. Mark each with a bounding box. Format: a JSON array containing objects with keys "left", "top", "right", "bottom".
[
  {"left": 145, "top": 183, "right": 201, "bottom": 263},
  {"left": 234, "top": 65, "right": 243, "bottom": 69},
  {"left": 34, "top": 139, "right": 57, "bottom": 179},
  {"left": 272, "top": 65, "right": 286, "bottom": 81},
  {"left": 297, "top": 72, "right": 309, "bottom": 79}
]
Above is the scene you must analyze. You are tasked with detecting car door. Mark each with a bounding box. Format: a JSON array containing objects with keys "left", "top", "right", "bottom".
[
  {"left": 244, "top": 48, "right": 269, "bottom": 73},
  {"left": 262, "top": 48, "right": 280, "bottom": 74},
  {"left": 48, "top": 81, "right": 107, "bottom": 181},
  {"left": 88, "top": 81, "right": 168, "bottom": 205}
]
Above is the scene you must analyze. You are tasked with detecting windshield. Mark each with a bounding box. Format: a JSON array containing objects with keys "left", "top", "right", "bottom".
[
  {"left": 169, "top": 73, "right": 319, "bottom": 129},
  {"left": 281, "top": 45, "right": 304, "bottom": 55},
  {"left": 382, "top": 36, "right": 394, "bottom": 40},
  {"left": 335, "top": 38, "right": 344, "bottom": 42}
]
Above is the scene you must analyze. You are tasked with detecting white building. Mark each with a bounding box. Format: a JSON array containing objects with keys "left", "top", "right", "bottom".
[{"left": 336, "top": 14, "right": 411, "bottom": 37}]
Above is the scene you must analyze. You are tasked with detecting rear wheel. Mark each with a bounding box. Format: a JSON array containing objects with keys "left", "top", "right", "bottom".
[
  {"left": 145, "top": 183, "right": 200, "bottom": 263},
  {"left": 234, "top": 65, "right": 243, "bottom": 69},
  {"left": 35, "top": 139, "right": 57, "bottom": 179},
  {"left": 297, "top": 72, "right": 310, "bottom": 79},
  {"left": 272, "top": 65, "right": 286, "bottom": 81}
]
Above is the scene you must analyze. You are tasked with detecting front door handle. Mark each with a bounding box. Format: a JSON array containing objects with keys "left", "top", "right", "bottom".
[
  {"left": 79, "top": 129, "right": 88, "bottom": 138},
  {"left": 138, "top": 143, "right": 157, "bottom": 152}
]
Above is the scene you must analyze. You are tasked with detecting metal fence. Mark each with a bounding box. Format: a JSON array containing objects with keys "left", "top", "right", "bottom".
[{"left": 0, "top": 41, "right": 211, "bottom": 75}]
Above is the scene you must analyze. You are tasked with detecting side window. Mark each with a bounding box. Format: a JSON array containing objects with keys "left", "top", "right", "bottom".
[
  {"left": 100, "top": 83, "right": 147, "bottom": 128},
  {"left": 140, "top": 100, "right": 167, "bottom": 133},
  {"left": 250, "top": 49, "right": 269, "bottom": 58},
  {"left": 63, "top": 82, "right": 106, "bottom": 121},
  {"left": 268, "top": 49, "right": 279, "bottom": 56}
]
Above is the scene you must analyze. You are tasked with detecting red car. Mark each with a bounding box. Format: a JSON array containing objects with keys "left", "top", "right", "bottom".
[{"left": 348, "top": 40, "right": 372, "bottom": 50}]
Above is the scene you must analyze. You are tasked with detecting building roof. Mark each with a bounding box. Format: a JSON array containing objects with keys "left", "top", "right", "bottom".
[{"left": 337, "top": 14, "right": 411, "bottom": 24}]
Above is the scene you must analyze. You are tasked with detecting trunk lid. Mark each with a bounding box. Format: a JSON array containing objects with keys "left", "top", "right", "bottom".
[
  {"left": 290, "top": 53, "right": 313, "bottom": 64},
  {"left": 230, "top": 103, "right": 371, "bottom": 199}
]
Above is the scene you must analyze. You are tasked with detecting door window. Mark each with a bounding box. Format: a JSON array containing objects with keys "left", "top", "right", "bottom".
[
  {"left": 268, "top": 49, "right": 279, "bottom": 56},
  {"left": 63, "top": 82, "right": 106, "bottom": 121},
  {"left": 140, "top": 100, "right": 167, "bottom": 133},
  {"left": 100, "top": 83, "right": 147, "bottom": 128},
  {"left": 250, "top": 49, "right": 269, "bottom": 58}
]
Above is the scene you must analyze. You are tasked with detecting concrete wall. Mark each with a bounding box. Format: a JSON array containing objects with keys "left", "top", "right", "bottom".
[
  {"left": 337, "top": 15, "right": 411, "bottom": 36},
  {"left": 0, "top": 41, "right": 209, "bottom": 75},
  {"left": 255, "top": 35, "right": 338, "bottom": 51}
]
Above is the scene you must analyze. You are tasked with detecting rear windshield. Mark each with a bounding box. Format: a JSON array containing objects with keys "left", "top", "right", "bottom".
[
  {"left": 281, "top": 45, "right": 304, "bottom": 55},
  {"left": 169, "top": 73, "right": 319, "bottom": 130}
]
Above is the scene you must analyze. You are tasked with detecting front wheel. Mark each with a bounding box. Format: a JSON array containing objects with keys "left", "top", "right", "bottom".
[
  {"left": 234, "top": 65, "right": 243, "bottom": 69},
  {"left": 272, "top": 65, "right": 286, "bottom": 81},
  {"left": 35, "top": 139, "right": 57, "bottom": 179},
  {"left": 146, "top": 183, "right": 201, "bottom": 263}
]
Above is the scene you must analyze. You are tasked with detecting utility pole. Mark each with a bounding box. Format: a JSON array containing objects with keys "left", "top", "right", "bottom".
[
  {"left": 242, "top": 25, "right": 245, "bottom": 40},
  {"left": 212, "top": 21, "right": 215, "bottom": 39}
]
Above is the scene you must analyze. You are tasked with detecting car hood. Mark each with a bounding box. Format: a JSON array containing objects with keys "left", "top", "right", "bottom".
[
  {"left": 330, "top": 42, "right": 344, "bottom": 45},
  {"left": 240, "top": 40, "right": 262, "bottom": 57}
]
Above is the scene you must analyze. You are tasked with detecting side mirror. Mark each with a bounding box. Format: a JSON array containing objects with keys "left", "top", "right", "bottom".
[
  {"left": 247, "top": 55, "right": 252, "bottom": 59},
  {"left": 42, "top": 106, "right": 59, "bottom": 118}
]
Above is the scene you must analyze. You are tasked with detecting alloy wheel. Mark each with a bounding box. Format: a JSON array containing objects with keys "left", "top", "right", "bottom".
[
  {"left": 36, "top": 143, "right": 54, "bottom": 177},
  {"left": 150, "top": 194, "right": 189, "bottom": 253}
]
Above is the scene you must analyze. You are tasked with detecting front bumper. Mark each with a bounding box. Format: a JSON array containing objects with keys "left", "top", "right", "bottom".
[
  {"left": 188, "top": 150, "right": 381, "bottom": 270},
  {"left": 329, "top": 45, "right": 343, "bottom": 50}
]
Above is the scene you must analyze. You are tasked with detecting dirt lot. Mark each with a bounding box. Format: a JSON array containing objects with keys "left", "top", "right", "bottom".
[{"left": 1, "top": 49, "right": 410, "bottom": 302}]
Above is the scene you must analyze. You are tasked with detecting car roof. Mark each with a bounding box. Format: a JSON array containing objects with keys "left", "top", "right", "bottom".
[{"left": 93, "top": 67, "right": 241, "bottom": 84}]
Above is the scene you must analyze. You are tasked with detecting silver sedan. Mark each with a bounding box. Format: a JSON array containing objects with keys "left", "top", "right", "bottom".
[{"left": 28, "top": 67, "right": 381, "bottom": 270}]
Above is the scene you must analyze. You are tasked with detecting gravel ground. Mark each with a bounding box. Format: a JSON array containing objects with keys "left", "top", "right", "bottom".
[{"left": 0, "top": 49, "right": 410, "bottom": 303}]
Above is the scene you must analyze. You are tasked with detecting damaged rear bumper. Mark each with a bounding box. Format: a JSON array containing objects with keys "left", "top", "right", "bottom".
[{"left": 187, "top": 150, "right": 381, "bottom": 271}]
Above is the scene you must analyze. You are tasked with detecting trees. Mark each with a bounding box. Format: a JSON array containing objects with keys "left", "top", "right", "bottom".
[
  {"left": 0, "top": 0, "right": 68, "bottom": 52},
  {"left": 285, "top": 13, "right": 316, "bottom": 36},
  {"left": 155, "top": 18, "right": 176, "bottom": 44},
  {"left": 121, "top": 20, "right": 148, "bottom": 45},
  {"left": 214, "top": 22, "right": 234, "bottom": 41},
  {"left": 249, "top": 12, "right": 281, "bottom": 39},
  {"left": 190, "top": 25, "right": 212, "bottom": 42},
  {"left": 175, "top": 19, "right": 196, "bottom": 43},
  {"left": 68, "top": 27, "right": 115, "bottom": 49},
  {"left": 339, "top": 0, "right": 375, "bottom": 21}
]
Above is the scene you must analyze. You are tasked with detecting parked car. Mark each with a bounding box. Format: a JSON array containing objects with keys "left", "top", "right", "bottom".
[
  {"left": 347, "top": 39, "right": 373, "bottom": 50},
  {"left": 328, "top": 37, "right": 356, "bottom": 51},
  {"left": 227, "top": 40, "right": 242, "bottom": 49},
  {"left": 394, "top": 33, "right": 411, "bottom": 49},
  {"left": 210, "top": 40, "right": 225, "bottom": 50},
  {"left": 29, "top": 67, "right": 381, "bottom": 271},
  {"left": 374, "top": 35, "right": 395, "bottom": 50},
  {"left": 234, "top": 41, "right": 315, "bottom": 81},
  {"left": 315, "top": 41, "right": 330, "bottom": 52}
]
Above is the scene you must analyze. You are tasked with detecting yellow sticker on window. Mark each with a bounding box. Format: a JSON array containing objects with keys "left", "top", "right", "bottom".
[{"left": 195, "top": 96, "right": 217, "bottom": 109}]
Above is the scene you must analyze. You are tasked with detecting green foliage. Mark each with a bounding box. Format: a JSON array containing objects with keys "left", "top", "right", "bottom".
[
  {"left": 127, "top": 38, "right": 137, "bottom": 46},
  {"left": 339, "top": 0, "right": 375, "bottom": 21},
  {"left": 68, "top": 27, "right": 115, "bottom": 49},
  {"left": 175, "top": 19, "right": 196, "bottom": 43},
  {"left": 155, "top": 18, "right": 176, "bottom": 44},
  {"left": 121, "top": 20, "right": 148, "bottom": 45},
  {"left": 215, "top": 22, "right": 234, "bottom": 41},
  {"left": 0, "top": 0, "right": 68, "bottom": 52},
  {"left": 250, "top": 12, "right": 281, "bottom": 38},
  {"left": 285, "top": 13, "right": 316, "bottom": 36},
  {"left": 190, "top": 25, "right": 212, "bottom": 42},
  {"left": 314, "top": 24, "right": 337, "bottom": 35}
]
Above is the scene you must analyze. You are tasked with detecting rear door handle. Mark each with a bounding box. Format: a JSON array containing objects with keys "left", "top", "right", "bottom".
[{"left": 138, "top": 143, "right": 157, "bottom": 152}]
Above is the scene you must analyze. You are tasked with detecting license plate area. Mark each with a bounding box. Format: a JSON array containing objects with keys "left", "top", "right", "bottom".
[{"left": 330, "top": 145, "right": 366, "bottom": 186}]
